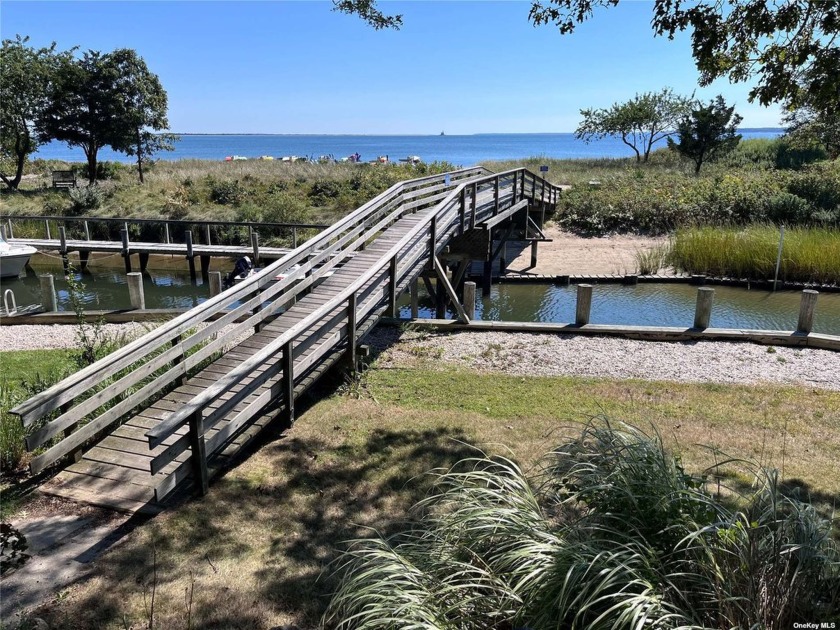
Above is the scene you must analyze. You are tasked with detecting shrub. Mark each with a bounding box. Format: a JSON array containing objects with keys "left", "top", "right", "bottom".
[
  {"left": 95, "top": 161, "right": 126, "bottom": 181},
  {"left": 207, "top": 177, "right": 245, "bottom": 206},
  {"left": 766, "top": 192, "right": 813, "bottom": 224},
  {"left": 67, "top": 185, "right": 105, "bottom": 216}
]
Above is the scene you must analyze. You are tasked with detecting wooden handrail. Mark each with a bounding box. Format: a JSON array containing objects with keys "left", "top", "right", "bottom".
[{"left": 146, "top": 167, "right": 556, "bottom": 447}]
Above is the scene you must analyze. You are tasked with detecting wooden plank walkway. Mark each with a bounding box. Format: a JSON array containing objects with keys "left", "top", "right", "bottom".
[
  {"left": 13, "top": 167, "right": 563, "bottom": 514},
  {"left": 38, "top": 211, "right": 431, "bottom": 513}
]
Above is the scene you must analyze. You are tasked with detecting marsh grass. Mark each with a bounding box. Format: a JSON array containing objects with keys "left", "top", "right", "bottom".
[{"left": 668, "top": 225, "right": 840, "bottom": 284}]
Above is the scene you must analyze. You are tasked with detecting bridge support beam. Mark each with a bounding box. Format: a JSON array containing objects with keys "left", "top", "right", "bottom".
[
  {"left": 200, "top": 255, "right": 211, "bottom": 282},
  {"left": 79, "top": 250, "right": 90, "bottom": 271}
]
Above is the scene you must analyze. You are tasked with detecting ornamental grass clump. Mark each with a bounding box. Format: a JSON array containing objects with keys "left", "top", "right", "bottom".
[{"left": 325, "top": 420, "right": 839, "bottom": 629}]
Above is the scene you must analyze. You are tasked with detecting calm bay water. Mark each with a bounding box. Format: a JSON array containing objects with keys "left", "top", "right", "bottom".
[
  {"left": 4, "top": 264, "right": 837, "bottom": 334},
  {"left": 34, "top": 130, "right": 781, "bottom": 167}
]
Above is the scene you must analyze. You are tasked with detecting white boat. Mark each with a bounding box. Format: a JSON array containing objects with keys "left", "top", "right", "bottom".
[{"left": 0, "top": 233, "right": 36, "bottom": 279}]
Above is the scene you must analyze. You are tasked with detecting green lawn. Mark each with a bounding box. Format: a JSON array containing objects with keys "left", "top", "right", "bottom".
[{"left": 16, "top": 359, "right": 838, "bottom": 629}]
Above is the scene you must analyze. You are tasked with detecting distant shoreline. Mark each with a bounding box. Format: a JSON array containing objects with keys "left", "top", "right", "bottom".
[{"left": 169, "top": 128, "right": 785, "bottom": 137}]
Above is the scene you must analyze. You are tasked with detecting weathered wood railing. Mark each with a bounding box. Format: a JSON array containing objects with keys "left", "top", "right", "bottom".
[
  {"left": 2, "top": 215, "right": 329, "bottom": 250},
  {"left": 144, "top": 168, "right": 563, "bottom": 500},
  {"left": 11, "top": 167, "right": 563, "bottom": 500}
]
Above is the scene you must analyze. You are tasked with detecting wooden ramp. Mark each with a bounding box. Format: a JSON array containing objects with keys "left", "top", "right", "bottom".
[{"left": 12, "top": 168, "right": 563, "bottom": 513}]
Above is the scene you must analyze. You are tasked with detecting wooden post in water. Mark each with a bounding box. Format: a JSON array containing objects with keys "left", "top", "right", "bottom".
[
  {"left": 694, "top": 287, "right": 715, "bottom": 329},
  {"left": 120, "top": 228, "right": 132, "bottom": 273},
  {"left": 127, "top": 272, "right": 145, "bottom": 309},
  {"left": 797, "top": 290, "right": 818, "bottom": 334},
  {"left": 185, "top": 230, "right": 196, "bottom": 284},
  {"left": 58, "top": 226, "right": 69, "bottom": 273},
  {"left": 575, "top": 284, "right": 593, "bottom": 325},
  {"left": 188, "top": 411, "right": 209, "bottom": 496},
  {"left": 530, "top": 240, "right": 538, "bottom": 269},
  {"left": 464, "top": 281, "right": 476, "bottom": 321},
  {"left": 410, "top": 278, "right": 419, "bottom": 319},
  {"left": 250, "top": 229, "right": 260, "bottom": 266},
  {"left": 208, "top": 271, "right": 222, "bottom": 297},
  {"left": 39, "top": 274, "right": 57, "bottom": 312}
]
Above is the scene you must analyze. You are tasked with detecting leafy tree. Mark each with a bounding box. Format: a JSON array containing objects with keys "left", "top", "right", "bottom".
[
  {"left": 527, "top": 0, "right": 840, "bottom": 118},
  {"left": 40, "top": 48, "right": 172, "bottom": 184},
  {"left": 783, "top": 105, "right": 840, "bottom": 160},
  {"left": 332, "top": 0, "right": 402, "bottom": 29},
  {"left": 104, "top": 49, "right": 176, "bottom": 183},
  {"left": 668, "top": 95, "right": 742, "bottom": 174},
  {"left": 0, "top": 36, "right": 69, "bottom": 190},
  {"left": 576, "top": 88, "right": 692, "bottom": 162}
]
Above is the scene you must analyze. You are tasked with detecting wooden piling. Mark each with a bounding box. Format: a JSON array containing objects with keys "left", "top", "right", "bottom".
[
  {"left": 575, "top": 284, "right": 593, "bottom": 325},
  {"left": 185, "top": 230, "right": 196, "bottom": 284},
  {"left": 120, "top": 228, "right": 132, "bottom": 273},
  {"left": 410, "top": 278, "right": 419, "bottom": 319},
  {"left": 530, "top": 240, "right": 538, "bottom": 269},
  {"left": 39, "top": 274, "right": 57, "bottom": 312},
  {"left": 127, "top": 272, "right": 146, "bottom": 310},
  {"left": 797, "top": 290, "right": 819, "bottom": 334},
  {"left": 208, "top": 271, "right": 222, "bottom": 297},
  {"left": 694, "top": 287, "right": 715, "bottom": 329},
  {"left": 464, "top": 281, "right": 476, "bottom": 320}
]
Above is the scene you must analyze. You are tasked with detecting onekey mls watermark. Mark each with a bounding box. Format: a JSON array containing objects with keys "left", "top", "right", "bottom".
[{"left": 793, "top": 623, "right": 836, "bottom": 629}]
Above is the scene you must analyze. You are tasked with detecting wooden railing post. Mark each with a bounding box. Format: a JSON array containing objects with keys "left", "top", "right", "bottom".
[
  {"left": 512, "top": 170, "right": 519, "bottom": 203},
  {"left": 45, "top": 219, "right": 51, "bottom": 240},
  {"left": 389, "top": 256, "right": 398, "bottom": 318},
  {"left": 250, "top": 229, "right": 260, "bottom": 265},
  {"left": 204, "top": 223, "right": 212, "bottom": 246},
  {"left": 172, "top": 334, "right": 188, "bottom": 386},
  {"left": 575, "top": 284, "right": 593, "bottom": 325},
  {"left": 694, "top": 287, "right": 715, "bottom": 329},
  {"left": 429, "top": 216, "right": 437, "bottom": 262},
  {"left": 188, "top": 410, "right": 209, "bottom": 496},
  {"left": 292, "top": 226, "right": 298, "bottom": 248},
  {"left": 6, "top": 218, "right": 13, "bottom": 239},
  {"left": 164, "top": 223, "right": 171, "bottom": 244},
  {"left": 185, "top": 230, "right": 196, "bottom": 284},
  {"left": 797, "top": 290, "right": 818, "bottom": 334},
  {"left": 459, "top": 188, "right": 466, "bottom": 235},
  {"left": 282, "top": 341, "right": 295, "bottom": 424},
  {"left": 347, "top": 293, "right": 357, "bottom": 373},
  {"left": 470, "top": 182, "right": 477, "bottom": 229},
  {"left": 493, "top": 175, "right": 500, "bottom": 215},
  {"left": 120, "top": 228, "right": 132, "bottom": 273}
]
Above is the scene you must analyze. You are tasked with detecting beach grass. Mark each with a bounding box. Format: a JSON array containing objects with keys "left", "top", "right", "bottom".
[{"left": 668, "top": 224, "right": 840, "bottom": 284}]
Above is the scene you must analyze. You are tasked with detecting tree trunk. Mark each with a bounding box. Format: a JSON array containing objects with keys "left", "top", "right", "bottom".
[
  {"left": 84, "top": 144, "right": 98, "bottom": 184},
  {"left": 136, "top": 128, "right": 144, "bottom": 184}
]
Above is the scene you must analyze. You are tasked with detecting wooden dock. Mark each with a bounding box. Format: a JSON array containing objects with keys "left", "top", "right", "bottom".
[{"left": 10, "top": 167, "right": 563, "bottom": 513}]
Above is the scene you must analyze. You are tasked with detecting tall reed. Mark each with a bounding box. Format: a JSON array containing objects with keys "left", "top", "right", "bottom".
[{"left": 668, "top": 224, "right": 840, "bottom": 284}]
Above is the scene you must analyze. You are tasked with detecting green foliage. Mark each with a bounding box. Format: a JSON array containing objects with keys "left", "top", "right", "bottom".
[
  {"left": 576, "top": 88, "right": 692, "bottom": 162},
  {"left": 668, "top": 225, "right": 840, "bottom": 284},
  {"left": 0, "top": 522, "right": 29, "bottom": 575},
  {"left": 528, "top": 0, "right": 840, "bottom": 120},
  {"left": 40, "top": 47, "right": 171, "bottom": 184},
  {"left": 0, "top": 36, "right": 71, "bottom": 190},
  {"left": 668, "top": 95, "right": 743, "bottom": 174},
  {"left": 326, "top": 420, "right": 840, "bottom": 628},
  {"left": 67, "top": 185, "right": 105, "bottom": 216},
  {"left": 95, "top": 160, "right": 126, "bottom": 181},
  {"left": 207, "top": 177, "right": 246, "bottom": 206}
]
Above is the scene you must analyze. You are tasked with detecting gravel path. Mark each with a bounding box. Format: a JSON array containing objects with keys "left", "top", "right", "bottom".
[
  {"left": 2, "top": 323, "right": 838, "bottom": 391},
  {"left": 368, "top": 328, "right": 840, "bottom": 391}
]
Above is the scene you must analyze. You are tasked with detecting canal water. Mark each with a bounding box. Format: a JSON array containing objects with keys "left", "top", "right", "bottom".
[{"left": 2, "top": 265, "right": 839, "bottom": 335}]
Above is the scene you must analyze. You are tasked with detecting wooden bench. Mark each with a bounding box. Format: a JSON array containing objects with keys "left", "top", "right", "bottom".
[{"left": 52, "top": 170, "right": 77, "bottom": 189}]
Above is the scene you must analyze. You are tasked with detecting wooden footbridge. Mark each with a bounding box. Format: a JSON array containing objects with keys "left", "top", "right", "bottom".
[{"left": 11, "top": 168, "right": 562, "bottom": 513}]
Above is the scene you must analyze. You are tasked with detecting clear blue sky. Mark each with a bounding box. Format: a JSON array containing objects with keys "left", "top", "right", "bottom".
[{"left": 1, "top": 0, "right": 782, "bottom": 134}]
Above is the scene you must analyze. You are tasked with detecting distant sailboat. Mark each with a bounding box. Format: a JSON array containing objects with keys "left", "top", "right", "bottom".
[{"left": 440, "top": 131, "right": 445, "bottom": 136}]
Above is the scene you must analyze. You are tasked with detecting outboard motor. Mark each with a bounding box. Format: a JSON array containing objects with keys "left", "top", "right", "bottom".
[{"left": 224, "top": 256, "right": 253, "bottom": 288}]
